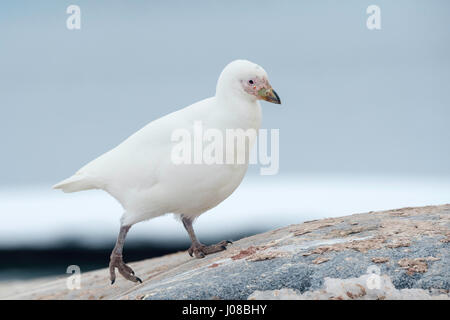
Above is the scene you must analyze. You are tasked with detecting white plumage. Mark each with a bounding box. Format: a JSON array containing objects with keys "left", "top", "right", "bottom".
[{"left": 53, "top": 60, "right": 281, "bottom": 283}]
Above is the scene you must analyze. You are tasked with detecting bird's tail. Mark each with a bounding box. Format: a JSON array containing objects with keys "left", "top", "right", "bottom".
[{"left": 52, "top": 173, "right": 97, "bottom": 193}]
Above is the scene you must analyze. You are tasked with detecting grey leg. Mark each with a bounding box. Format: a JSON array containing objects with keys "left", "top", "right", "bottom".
[
  {"left": 109, "top": 225, "right": 142, "bottom": 284},
  {"left": 181, "top": 216, "right": 232, "bottom": 258}
]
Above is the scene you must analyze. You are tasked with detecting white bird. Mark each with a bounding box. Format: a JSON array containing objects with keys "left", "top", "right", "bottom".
[{"left": 53, "top": 59, "right": 281, "bottom": 284}]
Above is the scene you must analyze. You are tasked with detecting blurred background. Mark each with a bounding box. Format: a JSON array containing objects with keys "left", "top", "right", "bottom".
[{"left": 0, "top": 0, "right": 449, "bottom": 281}]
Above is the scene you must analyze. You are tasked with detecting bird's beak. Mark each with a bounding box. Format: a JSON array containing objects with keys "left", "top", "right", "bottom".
[{"left": 258, "top": 87, "right": 281, "bottom": 104}]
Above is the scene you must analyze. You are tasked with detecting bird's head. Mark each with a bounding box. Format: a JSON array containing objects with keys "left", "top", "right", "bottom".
[{"left": 216, "top": 60, "right": 281, "bottom": 105}]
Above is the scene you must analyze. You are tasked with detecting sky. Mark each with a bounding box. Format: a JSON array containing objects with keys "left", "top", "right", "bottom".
[{"left": 1, "top": 0, "right": 449, "bottom": 186}]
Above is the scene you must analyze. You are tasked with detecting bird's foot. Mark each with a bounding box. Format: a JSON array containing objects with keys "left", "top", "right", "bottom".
[
  {"left": 188, "top": 240, "right": 233, "bottom": 258},
  {"left": 109, "top": 253, "right": 142, "bottom": 285}
]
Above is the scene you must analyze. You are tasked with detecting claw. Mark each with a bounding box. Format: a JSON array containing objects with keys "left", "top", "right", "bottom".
[
  {"left": 187, "top": 240, "right": 231, "bottom": 258},
  {"left": 109, "top": 254, "right": 140, "bottom": 285}
]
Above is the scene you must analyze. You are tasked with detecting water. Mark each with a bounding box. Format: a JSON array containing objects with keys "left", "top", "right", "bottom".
[{"left": 1, "top": 174, "right": 449, "bottom": 247}]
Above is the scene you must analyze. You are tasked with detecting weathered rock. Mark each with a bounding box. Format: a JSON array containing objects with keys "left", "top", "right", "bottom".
[{"left": 0, "top": 204, "right": 449, "bottom": 300}]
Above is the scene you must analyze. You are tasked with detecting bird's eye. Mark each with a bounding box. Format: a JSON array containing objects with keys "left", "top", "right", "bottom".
[{"left": 248, "top": 80, "right": 254, "bottom": 85}]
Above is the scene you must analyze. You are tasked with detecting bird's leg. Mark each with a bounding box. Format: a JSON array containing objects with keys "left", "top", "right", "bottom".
[
  {"left": 181, "top": 216, "right": 232, "bottom": 259},
  {"left": 109, "top": 225, "right": 142, "bottom": 284}
]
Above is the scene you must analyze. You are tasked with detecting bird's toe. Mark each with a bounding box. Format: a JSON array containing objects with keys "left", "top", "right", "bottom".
[
  {"left": 194, "top": 249, "right": 206, "bottom": 258},
  {"left": 109, "top": 254, "right": 141, "bottom": 285},
  {"left": 187, "top": 240, "right": 232, "bottom": 258},
  {"left": 218, "top": 240, "right": 233, "bottom": 246}
]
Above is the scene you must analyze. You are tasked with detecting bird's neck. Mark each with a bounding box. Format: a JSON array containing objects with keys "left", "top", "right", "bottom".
[{"left": 215, "top": 95, "right": 262, "bottom": 132}]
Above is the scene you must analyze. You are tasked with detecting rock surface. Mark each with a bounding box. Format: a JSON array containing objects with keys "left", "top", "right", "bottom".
[{"left": 1, "top": 204, "right": 449, "bottom": 300}]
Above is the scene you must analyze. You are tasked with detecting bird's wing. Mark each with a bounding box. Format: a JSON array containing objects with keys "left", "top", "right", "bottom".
[{"left": 54, "top": 97, "right": 217, "bottom": 193}]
